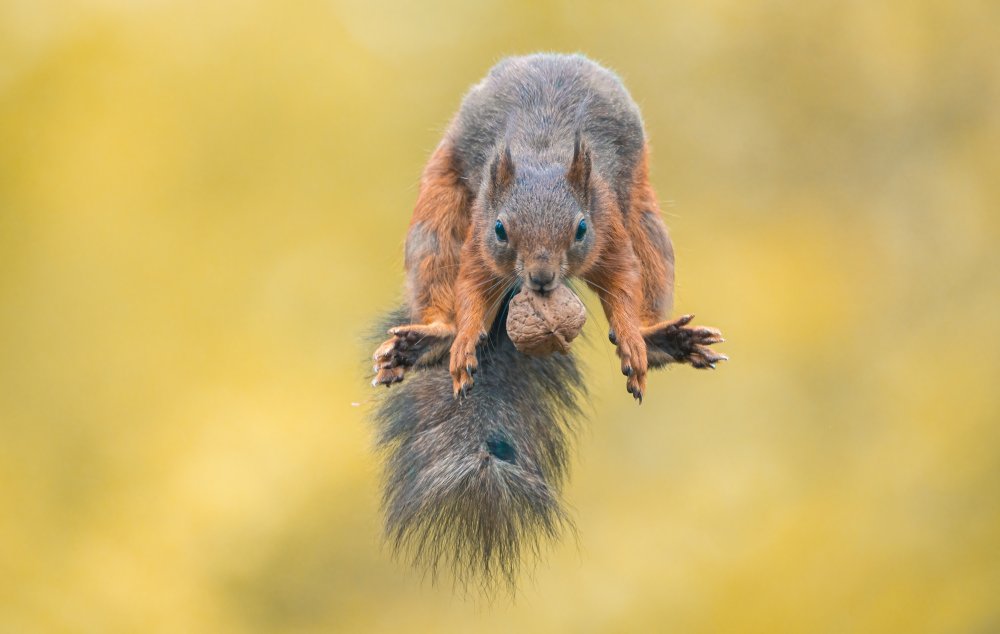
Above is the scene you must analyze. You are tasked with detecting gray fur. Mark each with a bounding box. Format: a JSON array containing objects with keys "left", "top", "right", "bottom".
[
  {"left": 451, "top": 53, "right": 645, "bottom": 216},
  {"left": 369, "top": 54, "right": 643, "bottom": 591},
  {"left": 640, "top": 211, "right": 676, "bottom": 316},
  {"left": 403, "top": 221, "right": 438, "bottom": 271},
  {"left": 370, "top": 299, "right": 585, "bottom": 591}
]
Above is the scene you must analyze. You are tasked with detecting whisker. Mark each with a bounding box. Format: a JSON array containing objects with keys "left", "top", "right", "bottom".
[
  {"left": 481, "top": 272, "right": 516, "bottom": 300},
  {"left": 467, "top": 273, "right": 512, "bottom": 293},
  {"left": 583, "top": 278, "right": 628, "bottom": 305},
  {"left": 567, "top": 279, "right": 605, "bottom": 331}
]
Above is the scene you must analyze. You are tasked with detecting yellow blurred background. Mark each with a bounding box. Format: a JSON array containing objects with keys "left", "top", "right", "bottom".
[{"left": 2, "top": 1, "right": 999, "bottom": 632}]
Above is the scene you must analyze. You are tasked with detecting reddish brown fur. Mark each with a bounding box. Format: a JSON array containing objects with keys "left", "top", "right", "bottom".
[
  {"left": 447, "top": 149, "right": 660, "bottom": 398},
  {"left": 405, "top": 138, "right": 470, "bottom": 325},
  {"left": 375, "top": 139, "right": 721, "bottom": 396},
  {"left": 625, "top": 148, "right": 676, "bottom": 324},
  {"left": 369, "top": 55, "right": 726, "bottom": 592}
]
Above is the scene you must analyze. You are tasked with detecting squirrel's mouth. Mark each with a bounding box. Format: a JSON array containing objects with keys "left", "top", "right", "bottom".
[{"left": 523, "top": 277, "right": 560, "bottom": 296}]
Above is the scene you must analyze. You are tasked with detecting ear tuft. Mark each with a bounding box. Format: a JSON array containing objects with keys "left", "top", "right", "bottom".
[
  {"left": 489, "top": 145, "right": 515, "bottom": 199},
  {"left": 567, "top": 133, "right": 591, "bottom": 197}
]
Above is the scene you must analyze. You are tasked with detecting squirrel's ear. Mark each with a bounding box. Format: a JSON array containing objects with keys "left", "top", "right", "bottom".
[
  {"left": 567, "top": 133, "right": 592, "bottom": 197},
  {"left": 489, "top": 145, "right": 515, "bottom": 199}
]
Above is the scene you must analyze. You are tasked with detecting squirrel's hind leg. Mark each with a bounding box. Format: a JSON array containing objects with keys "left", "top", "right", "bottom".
[
  {"left": 372, "top": 322, "right": 455, "bottom": 386},
  {"left": 641, "top": 316, "right": 727, "bottom": 369},
  {"left": 625, "top": 147, "right": 727, "bottom": 369},
  {"left": 372, "top": 138, "right": 470, "bottom": 387},
  {"left": 626, "top": 148, "right": 676, "bottom": 325}
]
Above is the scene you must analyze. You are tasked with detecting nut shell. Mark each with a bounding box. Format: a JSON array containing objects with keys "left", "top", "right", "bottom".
[{"left": 505, "top": 285, "right": 587, "bottom": 356}]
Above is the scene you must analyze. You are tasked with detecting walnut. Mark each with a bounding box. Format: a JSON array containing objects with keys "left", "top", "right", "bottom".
[{"left": 505, "top": 285, "right": 587, "bottom": 356}]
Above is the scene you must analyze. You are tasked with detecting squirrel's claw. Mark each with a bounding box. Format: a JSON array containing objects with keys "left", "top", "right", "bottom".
[
  {"left": 449, "top": 331, "right": 482, "bottom": 399},
  {"left": 452, "top": 361, "right": 477, "bottom": 398},
  {"left": 642, "top": 315, "right": 727, "bottom": 370},
  {"left": 688, "top": 345, "right": 729, "bottom": 369},
  {"left": 452, "top": 369, "right": 475, "bottom": 399},
  {"left": 673, "top": 313, "right": 695, "bottom": 328},
  {"left": 611, "top": 329, "right": 647, "bottom": 402},
  {"left": 625, "top": 368, "right": 646, "bottom": 403},
  {"left": 625, "top": 376, "right": 644, "bottom": 403},
  {"left": 373, "top": 365, "right": 406, "bottom": 387},
  {"left": 371, "top": 322, "right": 457, "bottom": 388},
  {"left": 613, "top": 328, "right": 648, "bottom": 404}
]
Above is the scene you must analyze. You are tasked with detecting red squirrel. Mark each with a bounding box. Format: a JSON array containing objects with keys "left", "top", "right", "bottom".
[{"left": 368, "top": 54, "right": 725, "bottom": 588}]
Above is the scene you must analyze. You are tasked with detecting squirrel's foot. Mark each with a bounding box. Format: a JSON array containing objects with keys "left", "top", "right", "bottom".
[
  {"left": 449, "top": 331, "right": 486, "bottom": 398},
  {"left": 372, "top": 322, "right": 455, "bottom": 387},
  {"left": 642, "top": 314, "right": 727, "bottom": 370},
  {"left": 614, "top": 329, "right": 648, "bottom": 403}
]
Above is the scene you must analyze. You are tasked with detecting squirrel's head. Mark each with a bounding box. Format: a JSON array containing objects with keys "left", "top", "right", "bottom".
[{"left": 478, "top": 138, "right": 597, "bottom": 294}]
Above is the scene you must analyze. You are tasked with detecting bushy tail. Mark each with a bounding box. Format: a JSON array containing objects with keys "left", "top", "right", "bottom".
[{"left": 369, "top": 296, "right": 585, "bottom": 590}]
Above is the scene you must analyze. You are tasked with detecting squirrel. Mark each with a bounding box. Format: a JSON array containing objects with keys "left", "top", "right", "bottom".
[{"left": 368, "top": 54, "right": 725, "bottom": 589}]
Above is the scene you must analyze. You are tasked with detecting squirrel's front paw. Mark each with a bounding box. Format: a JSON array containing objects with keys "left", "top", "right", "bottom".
[
  {"left": 615, "top": 331, "right": 648, "bottom": 403},
  {"left": 372, "top": 322, "right": 455, "bottom": 387},
  {"left": 449, "top": 332, "right": 485, "bottom": 398},
  {"left": 642, "top": 314, "right": 727, "bottom": 369}
]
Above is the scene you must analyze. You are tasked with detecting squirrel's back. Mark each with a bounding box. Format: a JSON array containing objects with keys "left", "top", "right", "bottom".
[{"left": 449, "top": 54, "right": 646, "bottom": 207}]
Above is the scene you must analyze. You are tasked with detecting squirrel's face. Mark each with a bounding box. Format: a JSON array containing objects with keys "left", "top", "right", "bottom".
[{"left": 479, "top": 142, "right": 595, "bottom": 294}]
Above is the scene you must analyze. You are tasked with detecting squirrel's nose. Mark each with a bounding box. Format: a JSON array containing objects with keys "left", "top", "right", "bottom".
[{"left": 527, "top": 269, "right": 557, "bottom": 293}]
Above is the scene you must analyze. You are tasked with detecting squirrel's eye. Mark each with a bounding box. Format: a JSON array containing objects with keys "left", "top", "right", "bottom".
[
  {"left": 575, "top": 218, "right": 587, "bottom": 241},
  {"left": 495, "top": 219, "right": 508, "bottom": 242}
]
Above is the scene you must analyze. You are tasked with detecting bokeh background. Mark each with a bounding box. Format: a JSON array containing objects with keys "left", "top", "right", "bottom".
[{"left": 2, "top": 0, "right": 999, "bottom": 632}]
